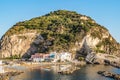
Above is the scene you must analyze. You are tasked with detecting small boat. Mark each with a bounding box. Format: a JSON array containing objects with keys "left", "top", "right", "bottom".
[
  {"left": 44, "top": 68, "right": 51, "bottom": 71},
  {"left": 44, "top": 67, "right": 51, "bottom": 71}
]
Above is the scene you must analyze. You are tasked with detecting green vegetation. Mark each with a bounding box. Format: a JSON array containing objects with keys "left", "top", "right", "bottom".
[
  {"left": 78, "top": 57, "right": 85, "bottom": 61},
  {"left": 6, "top": 10, "right": 99, "bottom": 35},
  {"left": 4, "top": 55, "right": 21, "bottom": 59},
  {"left": 95, "top": 49, "right": 106, "bottom": 53},
  {"left": 4, "top": 10, "right": 110, "bottom": 53},
  {"left": 91, "top": 30, "right": 101, "bottom": 39},
  {"left": 18, "top": 36, "right": 27, "bottom": 39}
]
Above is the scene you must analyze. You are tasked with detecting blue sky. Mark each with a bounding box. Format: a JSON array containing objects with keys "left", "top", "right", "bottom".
[{"left": 0, "top": 0, "right": 120, "bottom": 42}]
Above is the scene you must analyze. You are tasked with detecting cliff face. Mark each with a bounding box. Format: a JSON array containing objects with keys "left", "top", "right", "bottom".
[
  {"left": 0, "top": 10, "right": 120, "bottom": 59},
  {"left": 0, "top": 31, "right": 38, "bottom": 58}
]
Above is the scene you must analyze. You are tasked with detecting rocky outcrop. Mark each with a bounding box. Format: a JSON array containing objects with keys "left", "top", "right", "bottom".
[
  {"left": 85, "top": 52, "right": 120, "bottom": 65},
  {"left": 0, "top": 31, "right": 38, "bottom": 58},
  {"left": 0, "top": 71, "right": 23, "bottom": 80},
  {"left": 0, "top": 10, "right": 120, "bottom": 59},
  {"left": 104, "top": 60, "right": 120, "bottom": 68},
  {"left": 98, "top": 71, "right": 120, "bottom": 80}
]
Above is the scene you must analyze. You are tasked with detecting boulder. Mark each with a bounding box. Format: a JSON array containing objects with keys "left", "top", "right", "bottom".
[{"left": 98, "top": 71, "right": 120, "bottom": 80}]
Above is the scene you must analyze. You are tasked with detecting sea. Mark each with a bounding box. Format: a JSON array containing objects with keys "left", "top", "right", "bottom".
[{"left": 9, "top": 64, "right": 120, "bottom": 80}]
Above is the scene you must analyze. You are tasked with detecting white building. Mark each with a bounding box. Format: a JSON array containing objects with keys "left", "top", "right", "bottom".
[
  {"left": 53, "top": 52, "right": 72, "bottom": 62},
  {"left": 0, "top": 60, "right": 4, "bottom": 73},
  {"left": 33, "top": 58, "right": 44, "bottom": 62},
  {"left": 60, "top": 52, "right": 72, "bottom": 62},
  {"left": 0, "top": 60, "right": 2, "bottom": 65},
  {"left": 30, "top": 53, "right": 56, "bottom": 62}
]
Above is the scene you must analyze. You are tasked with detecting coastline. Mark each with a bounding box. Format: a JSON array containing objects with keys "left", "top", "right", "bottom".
[{"left": 0, "top": 59, "right": 120, "bottom": 80}]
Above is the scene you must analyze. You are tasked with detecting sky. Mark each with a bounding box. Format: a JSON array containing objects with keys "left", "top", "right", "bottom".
[{"left": 0, "top": 0, "right": 120, "bottom": 43}]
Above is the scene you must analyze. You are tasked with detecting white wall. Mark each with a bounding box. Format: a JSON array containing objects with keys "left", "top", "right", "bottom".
[{"left": 0, "top": 60, "right": 4, "bottom": 73}]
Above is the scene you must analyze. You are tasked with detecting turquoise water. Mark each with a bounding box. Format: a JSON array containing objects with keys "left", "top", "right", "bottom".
[{"left": 10, "top": 65, "right": 120, "bottom": 80}]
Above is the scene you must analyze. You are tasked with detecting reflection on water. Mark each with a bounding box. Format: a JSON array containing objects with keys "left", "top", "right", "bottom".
[{"left": 10, "top": 64, "right": 120, "bottom": 80}]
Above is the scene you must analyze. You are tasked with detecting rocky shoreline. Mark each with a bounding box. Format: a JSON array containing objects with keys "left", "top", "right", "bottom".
[
  {"left": 1, "top": 59, "right": 119, "bottom": 80},
  {"left": 98, "top": 71, "right": 120, "bottom": 80},
  {"left": 85, "top": 52, "right": 120, "bottom": 69},
  {"left": 104, "top": 60, "right": 120, "bottom": 68},
  {"left": 0, "top": 71, "right": 23, "bottom": 80}
]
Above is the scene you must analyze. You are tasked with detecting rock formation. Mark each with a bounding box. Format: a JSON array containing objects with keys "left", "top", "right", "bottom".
[
  {"left": 0, "top": 10, "right": 119, "bottom": 60},
  {"left": 98, "top": 71, "right": 120, "bottom": 80}
]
